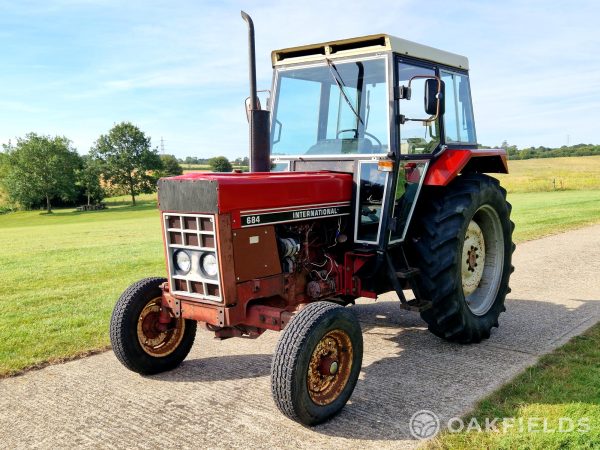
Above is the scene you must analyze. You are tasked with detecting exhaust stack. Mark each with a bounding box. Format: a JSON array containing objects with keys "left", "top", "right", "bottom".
[{"left": 241, "top": 11, "right": 271, "bottom": 173}]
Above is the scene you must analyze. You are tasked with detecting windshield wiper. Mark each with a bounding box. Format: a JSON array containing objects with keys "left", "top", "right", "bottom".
[{"left": 326, "top": 58, "right": 364, "bottom": 127}]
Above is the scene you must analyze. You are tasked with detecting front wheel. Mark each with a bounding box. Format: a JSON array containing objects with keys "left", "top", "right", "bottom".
[
  {"left": 408, "top": 174, "right": 515, "bottom": 343},
  {"left": 271, "top": 302, "right": 363, "bottom": 425},
  {"left": 109, "top": 277, "right": 197, "bottom": 374}
]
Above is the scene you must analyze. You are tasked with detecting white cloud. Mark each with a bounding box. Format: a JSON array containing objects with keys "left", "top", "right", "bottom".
[{"left": 0, "top": 0, "right": 598, "bottom": 156}]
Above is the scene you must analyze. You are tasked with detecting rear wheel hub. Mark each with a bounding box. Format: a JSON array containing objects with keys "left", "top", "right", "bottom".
[{"left": 461, "top": 205, "right": 505, "bottom": 316}]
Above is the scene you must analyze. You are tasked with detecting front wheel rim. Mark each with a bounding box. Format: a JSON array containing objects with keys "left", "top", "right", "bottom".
[
  {"left": 461, "top": 205, "right": 505, "bottom": 316},
  {"left": 136, "top": 297, "right": 185, "bottom": 357},
  {"left": 307, "top": 329, "right": 354, "bottom": 406}
]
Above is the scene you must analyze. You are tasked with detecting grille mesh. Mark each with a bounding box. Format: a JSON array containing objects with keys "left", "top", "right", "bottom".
[{"left": 163, "top": 213, "right": 221, "bottom": 302}]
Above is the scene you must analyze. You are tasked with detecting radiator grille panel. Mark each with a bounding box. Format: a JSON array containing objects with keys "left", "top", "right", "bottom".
[{"left": 163, "top": 213, "right": 222, "bottom": 302}]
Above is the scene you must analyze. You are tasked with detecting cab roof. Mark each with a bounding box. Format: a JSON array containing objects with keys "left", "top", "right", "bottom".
[{"left": 271, "top": 34, "right": 469, "bottom": 70}]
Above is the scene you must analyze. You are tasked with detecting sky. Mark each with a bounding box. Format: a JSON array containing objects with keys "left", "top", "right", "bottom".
[{"left": 0, "top": 0, "right": 598, "bottom": 159}]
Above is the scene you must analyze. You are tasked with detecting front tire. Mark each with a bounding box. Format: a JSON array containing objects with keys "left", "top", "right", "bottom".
[
  {"left": 109, "top": 277, "right": 197, "bottom": 374},
  {"left": 271, "top": 302, "right": 363, "bottom": 425},
  {"left": 408, "top": 174, "right": 515, "bottom": 343}
]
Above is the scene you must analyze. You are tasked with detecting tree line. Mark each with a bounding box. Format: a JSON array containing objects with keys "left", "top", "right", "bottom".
[
  {"left": 181, "top": 156, "right": 248, "bottom": 167},
  {"left": 0, "top": 121, "right": 238, "bottom": 213},
  {"left": 493, "top": 142, "right": 600, "bottom": 160}
]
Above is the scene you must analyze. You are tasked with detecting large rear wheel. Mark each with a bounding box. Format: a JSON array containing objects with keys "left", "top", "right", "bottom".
[{"left": 408, "top": 174, "right": 515, "bottom": 343}]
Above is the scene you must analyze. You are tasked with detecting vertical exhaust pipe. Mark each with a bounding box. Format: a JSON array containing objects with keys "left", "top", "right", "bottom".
[{"left": 241, "top": 11, "right": 271, "bottom": 172}]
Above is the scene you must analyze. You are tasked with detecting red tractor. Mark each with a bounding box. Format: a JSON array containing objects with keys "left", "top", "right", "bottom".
[{"left": 110, "top": 12, "right": 514, "bottom": 425}]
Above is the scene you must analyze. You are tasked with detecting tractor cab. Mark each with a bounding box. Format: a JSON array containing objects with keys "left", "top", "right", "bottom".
[{"left": 266, "top": 34, "right": 485, "bottom": 248}]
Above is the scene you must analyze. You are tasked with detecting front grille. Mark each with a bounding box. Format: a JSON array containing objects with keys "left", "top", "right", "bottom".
[{"left": 163, "top": 213, "right": 222, "bottom": 302}]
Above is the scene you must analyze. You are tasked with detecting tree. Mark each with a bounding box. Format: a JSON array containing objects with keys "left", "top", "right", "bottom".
[
  {"left": 91, "top": 122, "right": 163, "bottom": 206},
  {"left": 233, "top": 156, "right": 249, "bottom": 167},
  {"left": 77, "top": 155, "right": 105, "bottom": 206},
  {"left": 2, "top": 133, "right": 81, "bottom": 212},
  {"left": 209, "top": 156, "right": 232, "bottom": 172},
  {"left": 159, "top": 154, "right": 183, "bottom": 177}
]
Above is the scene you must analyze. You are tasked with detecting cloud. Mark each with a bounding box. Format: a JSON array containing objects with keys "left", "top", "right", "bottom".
[{"left": 0, "top": 0, "right": 598, "bottom": 156}]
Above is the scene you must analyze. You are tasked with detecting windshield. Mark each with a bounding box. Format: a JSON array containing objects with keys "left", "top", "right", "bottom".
[{"left": 271, "top": 57, "right": 389, "bottom": 156}]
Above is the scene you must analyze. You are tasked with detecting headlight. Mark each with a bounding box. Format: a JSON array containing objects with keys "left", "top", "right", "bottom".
[
  {"left": 201, "top": 253, "right": 218, "bottom": 278},
  {"left": 173, "top": 250, "right": 191, "bottom": 274}
]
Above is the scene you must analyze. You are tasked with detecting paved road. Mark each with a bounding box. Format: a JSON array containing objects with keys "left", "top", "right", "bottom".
[{"left": 2, "top": 225, "right": 599, "bottom": 449}]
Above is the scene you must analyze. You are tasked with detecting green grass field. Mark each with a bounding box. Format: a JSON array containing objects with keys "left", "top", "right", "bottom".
[
  {"left": 428, "top": 323, "right": 600, "bottom": 449},
  {"left": 0, "top": 196, "right": 163, "bottom": 375},
  {"left": 509, "top": 190, "right": 600, "bottom": 242},
  {"left": 181, "top": 163, "right": 210, "bottom": 171},
  {"left": 496, "top": 155, "right": 600, "bottom": 193},
  {"left": 181, "top": 164, "right": 248, "bottom": 174}
]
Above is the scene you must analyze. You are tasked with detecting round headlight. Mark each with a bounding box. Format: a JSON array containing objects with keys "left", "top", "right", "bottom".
[
  {"left": 173, "top": 250, "right": 191, "bottom": 274},
  {"left": 201, "top": 253, "right": 218, "bottom": 278}
]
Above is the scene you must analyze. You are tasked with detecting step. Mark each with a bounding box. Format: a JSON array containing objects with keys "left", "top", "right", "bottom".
[
  {"left": 399, "top": 298, "right": 432, "bottom": 312},
  {"left": 396, "top": 268, "right": 420, "bottom": 279}
]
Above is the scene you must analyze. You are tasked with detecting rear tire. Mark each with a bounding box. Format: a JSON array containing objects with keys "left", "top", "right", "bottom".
[
  {"left": 110, "top": 277, "right": 197, "bottom": 374},
  {"left": 271, "top": 302, "right": 363, "bottom": 425},
  {"left": 408, "top": 174, "right": 515, "bottom": 343}
]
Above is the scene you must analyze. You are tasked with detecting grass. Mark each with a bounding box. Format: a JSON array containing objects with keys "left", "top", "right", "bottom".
[
  {"left": 509, "top": 190, "right": 600, "bottom": 242},
  {"left": 181, "top": 163, "right": 210, "bottom": 170},
  {"left": 427, "top": 322, "right": 600, "bottom": 449},
  {"left": 0, "top": 197, "right": 163, "bottom": 375},
  {"left": 182, "top": 164, "right": 248, "bottom": 174},
  {"left": 495, "top": 155, "right": 600, "bottom": 193}
]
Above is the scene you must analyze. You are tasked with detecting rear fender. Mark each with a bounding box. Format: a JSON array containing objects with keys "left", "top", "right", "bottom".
[{"left": 424, "top": 149, "right": 508, "bottom": 186}]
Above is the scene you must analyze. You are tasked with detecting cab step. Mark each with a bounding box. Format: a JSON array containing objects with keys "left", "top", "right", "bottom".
[
  {"left": 385, "top": 254, "right": 433, "bottom": 312},
  {"left": 399, "top": 298, "right": 432, "bottom": 312},
  {"left": 396, "top": 268, "right": 420, "bottom": 279}
]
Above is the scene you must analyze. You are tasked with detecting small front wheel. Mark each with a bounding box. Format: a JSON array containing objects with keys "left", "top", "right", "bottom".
[
  {"left": 271, "top": 302, "right": 363, "bottom": 425},
  {"left": 109, "top": 277, "right": 197, "bottom": 375}
]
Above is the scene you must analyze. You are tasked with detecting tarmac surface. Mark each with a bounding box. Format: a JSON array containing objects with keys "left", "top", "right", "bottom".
[{"left": 1, "top": 224, "right": 599, "bottom": 449}]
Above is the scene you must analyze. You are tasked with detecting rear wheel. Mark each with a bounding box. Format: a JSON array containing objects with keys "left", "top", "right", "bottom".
[
  {"left": 408, "top": 174, "right": 515, "bottom": 343},
  {"left": 271, "top": 302, "right": 363, "bottom": 425},
  {"left": 110, "top": 277, "right": 197, "bottom": 374}
]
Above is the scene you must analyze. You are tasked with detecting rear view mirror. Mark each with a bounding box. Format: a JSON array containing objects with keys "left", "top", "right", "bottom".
[
  {"left": 399, "top": 75, "right": 444, "bottom": 124},
  {"left": 425, "top": 78, "right": 444, "bottom": 116}
]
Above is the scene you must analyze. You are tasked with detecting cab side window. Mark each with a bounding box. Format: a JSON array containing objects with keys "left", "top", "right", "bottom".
[
  {"left": 398, "top": 62, "right": 440, "bottom": 154},
  {"left": 441, "top": 71, "right": 476, "bottom": 144}
]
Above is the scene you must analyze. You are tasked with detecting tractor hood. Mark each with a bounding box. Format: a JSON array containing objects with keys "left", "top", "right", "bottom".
[{"left": 157, "top": 171, "right": 353, "bottom": 217}]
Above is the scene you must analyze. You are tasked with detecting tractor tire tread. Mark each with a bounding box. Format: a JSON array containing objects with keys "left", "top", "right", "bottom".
[
  {"left": 409, "top": 173, "right": 515, "bottom": 344},
  {"left": 110, "top": 277, "right": 197, "bottom": 375}
]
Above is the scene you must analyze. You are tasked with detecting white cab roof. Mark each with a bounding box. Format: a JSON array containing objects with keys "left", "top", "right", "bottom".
[{"left": 272, "top": 34, "right": 469, "bottom": 70}]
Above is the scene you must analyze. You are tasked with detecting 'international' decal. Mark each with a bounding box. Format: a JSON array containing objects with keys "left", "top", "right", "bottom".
[{"left": 241, "top": 205, "right": 351, "bottom": 227}]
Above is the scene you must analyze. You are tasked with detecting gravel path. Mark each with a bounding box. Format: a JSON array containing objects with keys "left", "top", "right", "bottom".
[{"left": 1, "top": 224, "right": 599, "bottom": 449}]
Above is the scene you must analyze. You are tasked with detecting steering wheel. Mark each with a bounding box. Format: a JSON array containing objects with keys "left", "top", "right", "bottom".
[{"left": 336, "top": 129, "right": 383, "bottom": 152}]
